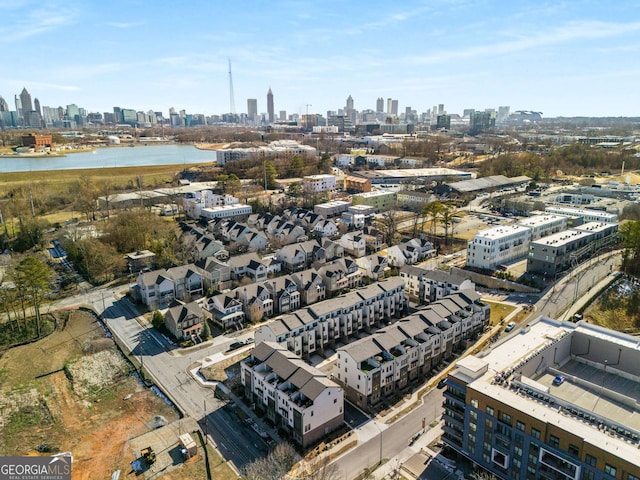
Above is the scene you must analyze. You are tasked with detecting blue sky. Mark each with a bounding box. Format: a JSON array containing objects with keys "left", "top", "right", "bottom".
[{"left": 1, "top": 0, "right": 639, "bottom": 118}]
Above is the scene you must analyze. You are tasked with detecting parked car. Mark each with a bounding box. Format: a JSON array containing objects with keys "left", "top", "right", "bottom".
[
  {"left": 505, "top": 322, "right": 517, "bottom": 332},
  {"left": 552, "top": 375, "right": 565, "bottom": 386},
  {"left": 228, "top": 341, "right": 245, "bottom": 351},
  {"left": 437, "top": 378, "right": 448, "bottom": 389}
]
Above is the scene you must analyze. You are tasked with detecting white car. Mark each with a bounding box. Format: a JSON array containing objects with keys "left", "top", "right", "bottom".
[{"left": 505, "top": 322, "right": 516, "bottom": 332}]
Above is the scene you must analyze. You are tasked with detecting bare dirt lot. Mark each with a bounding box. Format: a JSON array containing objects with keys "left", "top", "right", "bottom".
[{"left": 0, "top": 309, "right": 183, "bottom": 479}]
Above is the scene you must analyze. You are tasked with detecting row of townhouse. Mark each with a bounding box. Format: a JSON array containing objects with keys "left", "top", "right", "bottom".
[
  {"left": 399, "top": 265, "right": 476, "bottom": 304},
  {"left": 255, "top": 277, "right": 406, "bottom": 360},
  {"left": 275, "top": 239, "right": 344, "bottom": 272},
  {"left": 205, "top": 268, "right": 326, "bottom": 328},
  {"left": 241, "top": 342, "right": 344, "bottom": 448},
  {"left": 334, "top": 289, "right": 489, "bottom": 409}
]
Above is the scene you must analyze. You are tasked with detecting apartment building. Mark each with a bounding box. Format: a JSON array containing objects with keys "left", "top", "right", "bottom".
[
  {"left": 351, "top": 190, "right": 397, "bottom": 213},
  {"left": 255, "top": 277, "right": 406, "bottom": 359},
  {"left": 518, "top": 214, "right": 568, "bottom": 240},
  {"left": 544, "top": 206, "right": 618, "bottom": 224},
  {"left": 527, "top": 222, "right": 618, "bottom": 276},
  {"left": 241, "top": 342, "right": 343, "bottom": 448},
  {"left": 443, "top": 317, "right": 640, "bottom": 480},
  {"left": 314, "top": 200, "right": 351, "bottom": 219},
  {"left": 336, "top": 290, "right": 489, "bottom": 409},
  {"left": 302, "top": 174, "right": 336, "bottom": 193},
  {"left": 466, "top": 225, "right": 532, "bottom": 270}
]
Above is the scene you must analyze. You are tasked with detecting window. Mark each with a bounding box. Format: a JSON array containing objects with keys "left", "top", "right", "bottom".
[
  {"left": 604, "top": 465, "right": 616, "bottom": 477},
  {"left": 582, "top": 471, "right": 595, "bottom": 480},
  {"left": 568, "top": 444, "right": 579, "bottom": 457},
  {"left": 470, "top": 410, "right": 478, "bottom": 420},
  {"left": 501, "top": 412, "right": 512, "bottom": 425},
  {"left": 516, "top": 420, "right": 526, "bottom": 431},
  {"left": 627, "top": 475, "right": 640, "bottom": 480},
  {"left": 549, "top": 435, "right": 560, "bottom": 448},
  {"left": 531, "top": 427, "right": 541, "bottom": 439},
  {"left": 471, "top": 398, "right": 478, "bottom": 408},
  {"left": 584, "top": 454, "right": 597, "bottom": 467},
  {"left": 486, "top": 406, "right": 495, "bottom": 416}
]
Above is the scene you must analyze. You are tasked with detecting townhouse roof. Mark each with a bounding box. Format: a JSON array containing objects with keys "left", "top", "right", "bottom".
[
  {"left": 165, "top": 301, "right": 202, "bottom": 323},
  {"left": 228, "top": 252, "right": 262, "bottom": 268},
  {"left": 342, "top": 337, "right": 382, "bottom": 363},
  {"left": 399, "top": 264, "right": 430, "bottom": 278},
  {"left": 423, "top": 269, "right": 469, "bottom": 286},
  {"left": 139, "top": 269, "right": 172, "bottom": 286}
]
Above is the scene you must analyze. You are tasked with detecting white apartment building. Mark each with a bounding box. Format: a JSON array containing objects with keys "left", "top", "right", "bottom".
[
  {"left": 466, "top": 225, "right": 532, "bottom": 270},
  {"left": 544, "top": 206, "right": 618, "bottom": 224},
  {"left": 314, "top": 200, "right": 351, "bottom": 218},
  {"left": 302, "top": 174, "right": 336, "bottom": 193},
  {"left": 241, "top": 342, "right": 343, "bottom": 448},
  {"left": 200, "top": 204, "right": 252, "bottom": 220},
  {"left": 183, "top": 191, "right": 239, "bottom": 219},
  {"left": 215, "top": 140, "right": 316, "bottom": 165},
  {"left": 517, "top": 214, "right": 567, "bottom": 240}
]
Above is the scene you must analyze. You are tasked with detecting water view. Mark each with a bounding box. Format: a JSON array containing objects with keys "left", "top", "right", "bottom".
[{"left": 0, "top": 144, "right": 217, "bottom": 173}]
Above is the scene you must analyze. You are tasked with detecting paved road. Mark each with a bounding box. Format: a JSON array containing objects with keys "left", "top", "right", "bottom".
[
  {"left": 333, "top": 391, "right": 444, "bottom": 479},
  {"left": 88, "top": 291, "right": 268, "bottom": 472},
  {"left": 42, "top": 249, "right": 620, "bottom": 478}
]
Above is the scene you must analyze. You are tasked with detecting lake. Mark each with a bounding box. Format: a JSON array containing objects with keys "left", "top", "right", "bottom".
[{"left": 0, "top": 144, "right": 217, "bottom": 173}]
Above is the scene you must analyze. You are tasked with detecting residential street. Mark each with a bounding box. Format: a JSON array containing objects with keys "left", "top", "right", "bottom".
[{"left": 44, "top": 248, "right": 622, "bottom": 479}]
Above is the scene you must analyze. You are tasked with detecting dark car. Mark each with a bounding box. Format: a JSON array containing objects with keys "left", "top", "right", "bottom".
[
  {"left": 437, "top": 378, "right": 448, "bottom": 389},
  {"left": 552, "top": 375, "right": 565, "bottom": 386},
  {"left": 228, "top": 341, "right": 245, "bottom": 351}
]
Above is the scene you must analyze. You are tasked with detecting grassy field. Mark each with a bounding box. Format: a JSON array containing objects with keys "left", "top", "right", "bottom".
[
  {"left": 484, "top": 301, "right": 517, "bottom": 325},
  {"left": 0, "top": 163, "right": 214, "bottom": 192}
]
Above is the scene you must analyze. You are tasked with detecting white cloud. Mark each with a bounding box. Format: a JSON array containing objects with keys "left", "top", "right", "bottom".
[{"left": 106, "top": 21, "right": 144, "bottom": 29}]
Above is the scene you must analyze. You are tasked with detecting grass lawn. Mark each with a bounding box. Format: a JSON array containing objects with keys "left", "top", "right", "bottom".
[{"left": 484, "top": 301, "right": 517, "bottom": 325}]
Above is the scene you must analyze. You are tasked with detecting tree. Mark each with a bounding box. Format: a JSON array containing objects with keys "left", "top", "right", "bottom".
[
  {"left": 318, "top": 152, "right": 332, "bottom": 174},
  {"left": 72, "top": 175, "right": 99, "bottom": 221},
  {"left": 288, "top": 182, "right": 303, "bottom": 197},
  {"left": 62, "top": 237, "right": 126, "bottom": 284},
  {"left": 243, "top": 442, "right": 298, "bottom": 480},
  {"left": 12, "top": 256, "right": 55, "bottom": 337},
  {"left": 201, "top": 318, "right": 211, "bottom": 340},
  {"left": 302, "top": 456, "right": 342, "bottom": 480},
  {"left": 263, "top": 161, "right": 277, "bottom": 190},
  {"left": 375, "top": 209, "right": 399, "bottom": 246},
  {"left": 151, "top": 310, "right": 164, "bottom": 329},
  {"left": 226, "top": 173, "right": 242, "bottom": 195},
  {"left": 288, "top": 155, "right": 306, "bottom": 177},
  {"left": 98, "top": 178, "right": 114, "bottom": 218}
]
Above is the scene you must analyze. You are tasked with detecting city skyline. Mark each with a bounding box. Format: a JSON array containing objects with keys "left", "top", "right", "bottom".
[{"left": 1, "top": 1, "right": 639, "bottom": 117}]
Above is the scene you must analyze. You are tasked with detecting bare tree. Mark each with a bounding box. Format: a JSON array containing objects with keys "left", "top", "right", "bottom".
[
  {"left": 301, "top": 456, "right": 342, "bottom": 480},
  {"left": 243, "top": 442, "right": 298, "bottom": 480}
]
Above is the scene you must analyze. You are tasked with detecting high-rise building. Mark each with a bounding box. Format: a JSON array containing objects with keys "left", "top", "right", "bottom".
[
  {"left": 279, "top": 110, "right": 286, "bottom": 121},
  {"left": 15, "top": 95, "right": 22, "bottom": 123},
  {"left": 443, "top": 316, "right": 640, "bottom": 480},
  {"left": 438, "top": 104, "right": 444, "bottom": 114},
  {"left": 247, "top": 98, "right": 257, "bottom": 122},
  {"left": 20, "top": 88, "right": 33, "bottom": 115},
  {"left": 387, "top": 98, "right": 392, "bottom": 114},
  {"left": 267, "top": 88, "right": 274, "bottom": 123},
  {"left": 33, "top": 98, "right": 41, "bottom": 116},
  {"left": 0, "top": 96, "right": 8, "bottom": 112},
  {"left": 346, "top": 94, "right": 354, "bottom": 111},
  {"left": 391, "top": 100, "right": 398, "bottom": 116},
  {"left": 497, "top": 106, "right": 510, "bottom": 124},
  {"left": 376, "top": 97, "right": 384, "bottom": 113}
]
